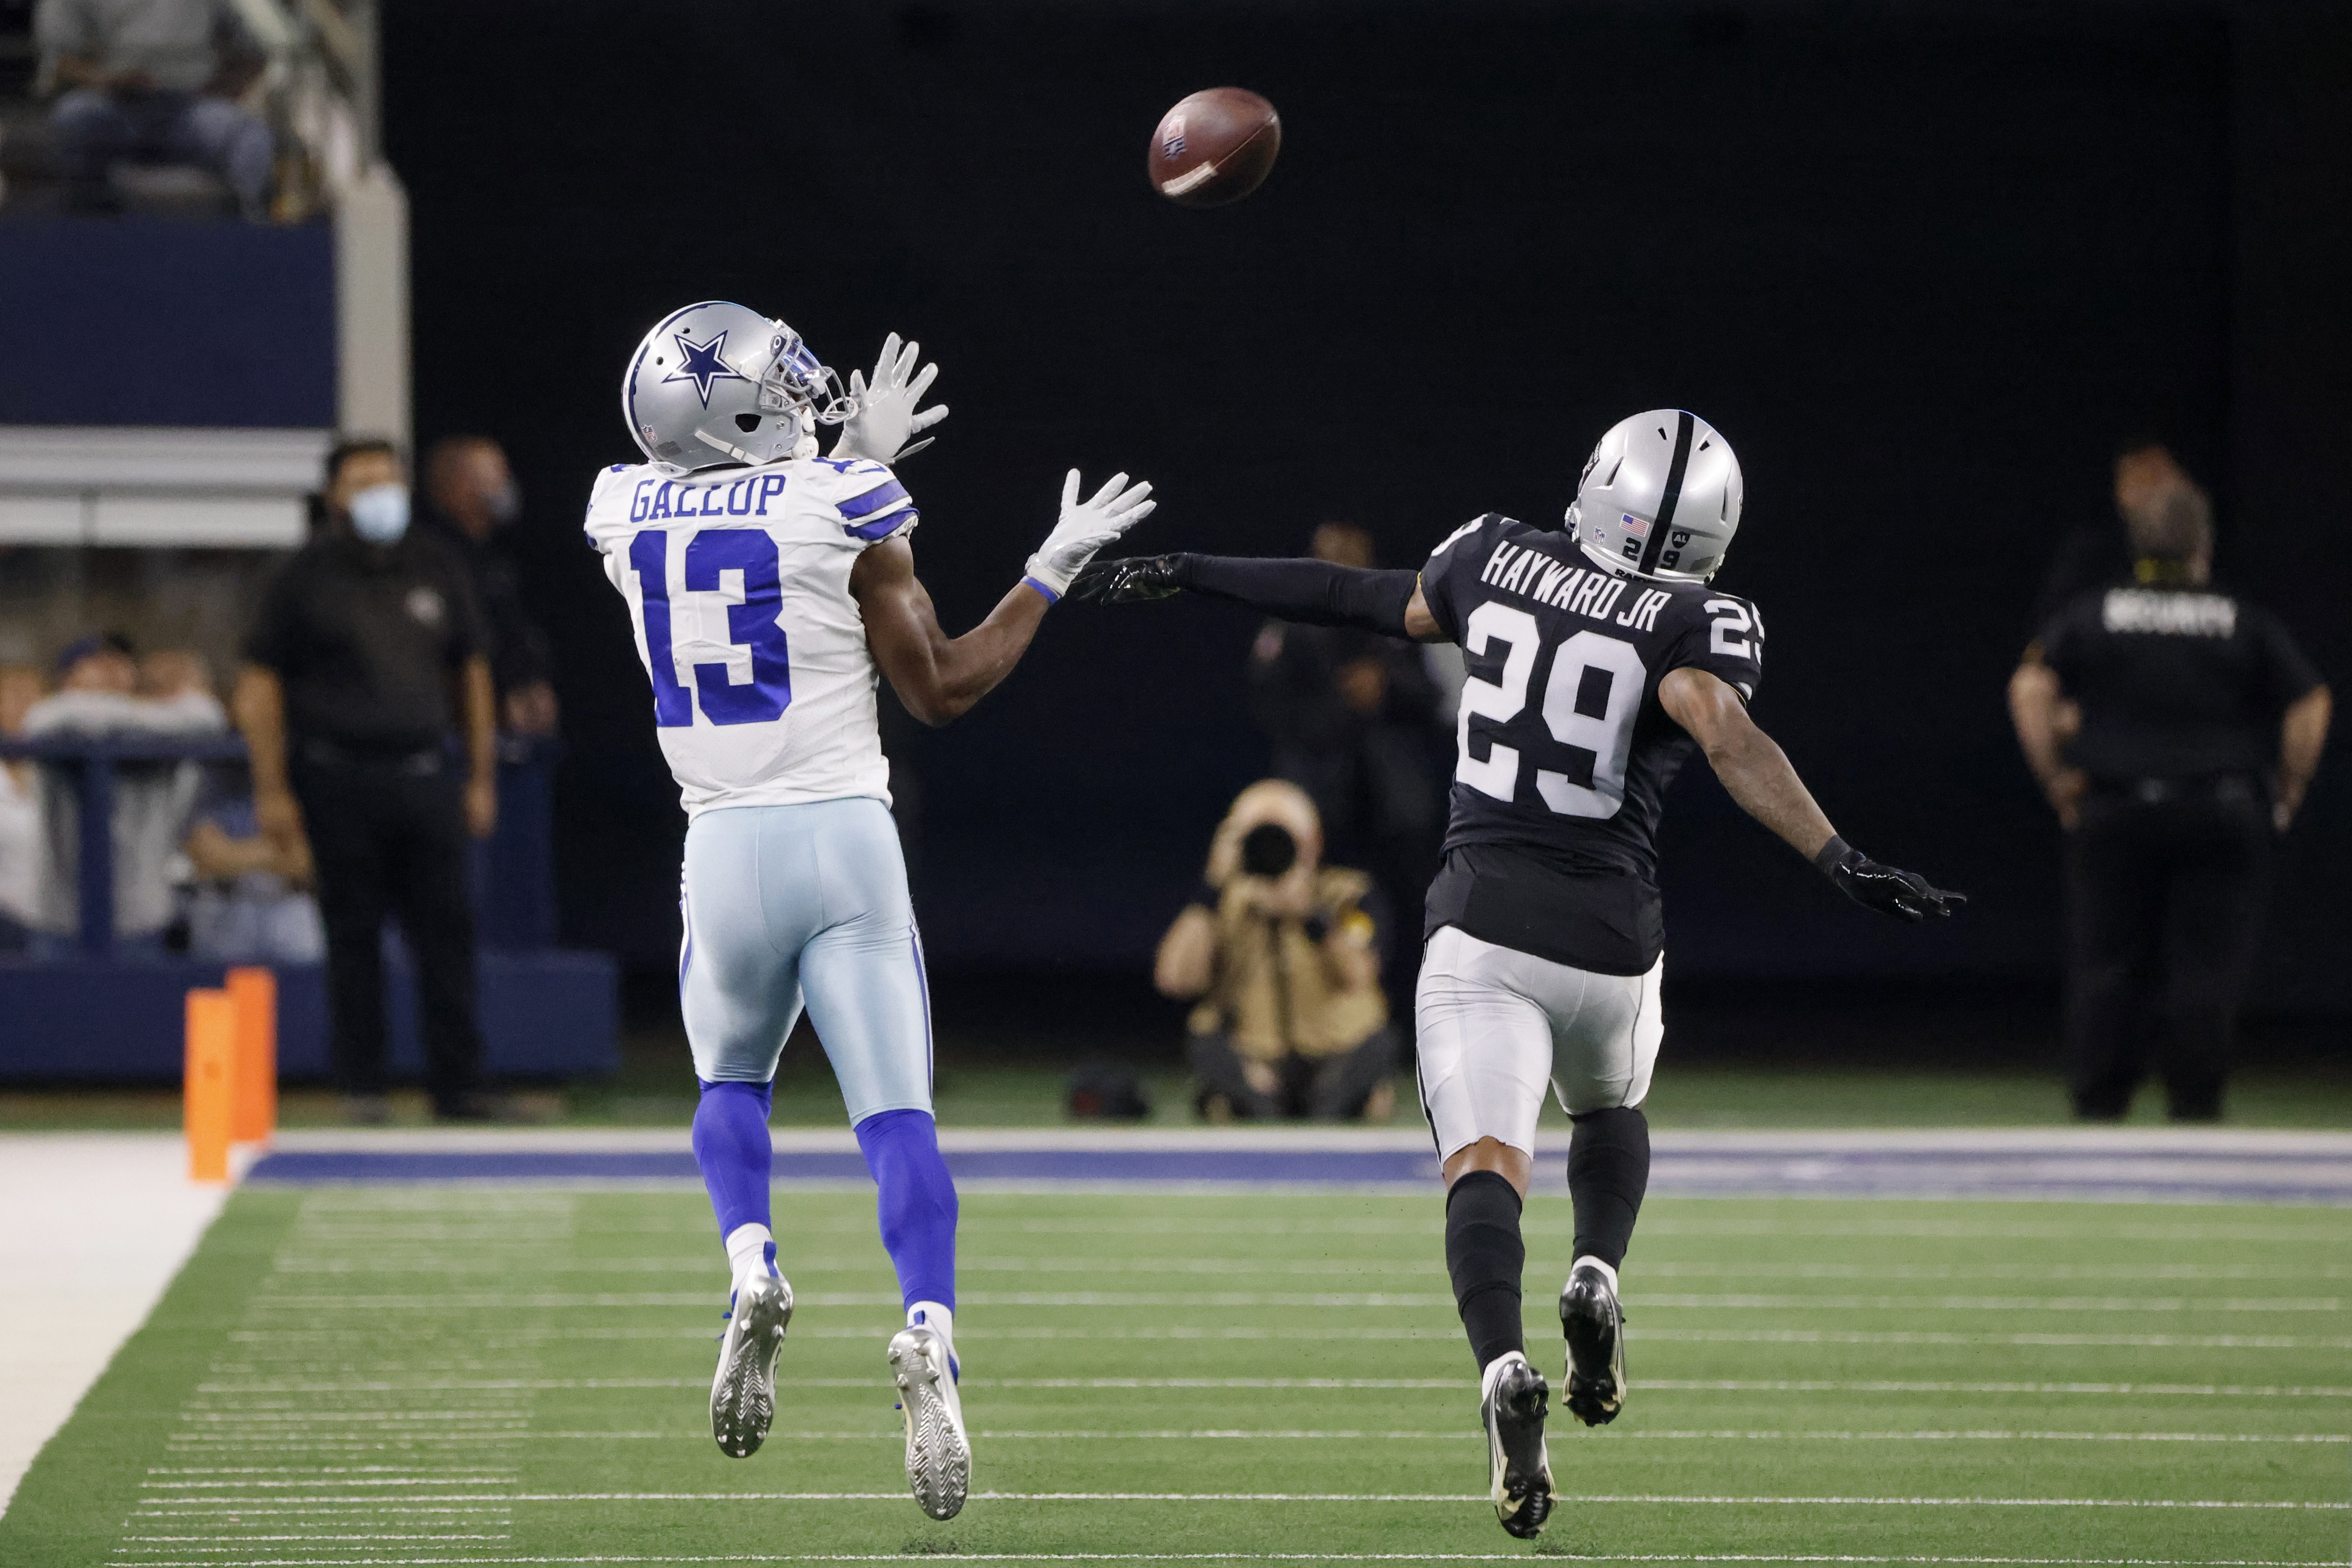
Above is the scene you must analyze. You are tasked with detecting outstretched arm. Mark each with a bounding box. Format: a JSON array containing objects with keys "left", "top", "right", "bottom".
[
  {"left": 1659, "top": 666, "right": 1964, "bottom": 922},
  {"left": 1073, "top": 553, "right": 1449, "bottom": 643},
  {"left": 850, "top": 468, "right": 1156, "bottom": 725},
  {"left": 852, "top": 538, "right": 1050, "bottom": 726},
  {"left": 1659, "top": 666, "right": 1835, "bottom": 859}
]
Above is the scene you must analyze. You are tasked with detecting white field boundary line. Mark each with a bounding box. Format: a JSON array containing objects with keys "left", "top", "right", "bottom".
[
  {"left": 264, "top": 1126, "right": 2352, "bottom": 1155},
  {"left": 518, "top": 1428, "right": 2351, "bottom": 1445},
  {"left": 128, "top": 1492, "right": 2352, "bottom": 1509},
  {"left": 258, "top": 1258, "right": 2352, "bottom": 1282},
  {"left": 90, "top": 1557, "right": 2352, "bottom": 1568},
  {"left": 180, "top": 1376, "right": 2352, "bottom": 1395},
  {"left": 286, "top": 1218, "right": 2346, "bottom": 1243},
  {"left": 220, "top": 1323, "right": 2352, "bottom": 1351},
  {"left": 230, "top": 1179, "right": 2352, "bottom": 1206},
  {"left": 235, "top": 1291, "right": 2352, "bottom": 1312}
]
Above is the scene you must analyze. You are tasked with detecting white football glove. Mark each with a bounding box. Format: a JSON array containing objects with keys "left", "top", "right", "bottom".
[
  {"left": 830, "top": 333, "right": 948, "bottom": 464},
  {"left": 1025, "top": 470, "right": 1156, "bottom": 598}
]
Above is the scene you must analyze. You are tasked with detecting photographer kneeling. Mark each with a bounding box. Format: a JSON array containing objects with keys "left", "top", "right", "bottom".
[{"left": 1155, "top": 780, "right": 1400, "bottom": 1121}]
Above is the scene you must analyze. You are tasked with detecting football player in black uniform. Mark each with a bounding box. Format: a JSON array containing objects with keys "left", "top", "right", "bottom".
[{"left": 1074, "top": 409, "right": 1962, "bottom": 1539}]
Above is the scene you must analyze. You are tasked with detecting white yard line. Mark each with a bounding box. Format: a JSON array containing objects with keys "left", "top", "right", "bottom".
[
  {"left": 526, "top": 1427, "right": 2344, "bottom": 1444},
  {"left": 91, "top": 1551, "right": 2352, "bottom": 1561},
  {"left": 125, "top": 1490, "right": 2352, "bottom": 1508},
  {"left": 89, "top": 1555, "right": 2352, "bottom": 1568},
  {"left": 0, "top": 1133, "right": 245, "bottom": 1516}
]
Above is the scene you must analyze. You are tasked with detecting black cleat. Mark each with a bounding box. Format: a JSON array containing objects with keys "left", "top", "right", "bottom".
[
  {"left": 1480, "top": 1353, "right": 1554, "bottom": 1539},
  {"left": 1559, "top": 1259, "right": 1627, "bottom": 1427}
]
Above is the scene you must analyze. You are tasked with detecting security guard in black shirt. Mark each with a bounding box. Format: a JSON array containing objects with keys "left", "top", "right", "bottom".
[
  {"left": 2010, "top": 484, "right": 2332, "bottom": 1121},
  {"left": 232, "top": 438, "right": 505, "bottom": 1122}
]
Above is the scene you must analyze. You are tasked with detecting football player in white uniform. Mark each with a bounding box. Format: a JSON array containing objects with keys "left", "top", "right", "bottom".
[{"left": 584, "top": 301, "right": 1154, "bottom": 1519}]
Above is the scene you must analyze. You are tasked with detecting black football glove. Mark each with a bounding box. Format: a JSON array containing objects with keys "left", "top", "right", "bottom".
[
  {"left": 1813, "top": 837, "right": 1967, "bottom": 923},
  {"left": 1069, "top": 553, "right": 1191, "bottom": 604}
]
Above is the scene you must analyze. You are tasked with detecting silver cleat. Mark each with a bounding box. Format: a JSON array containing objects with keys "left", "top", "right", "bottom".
[
  {"left": 710, "top": 1271, "right": 792, "bottom": 1458},
  {"left": 888, "top": 1323, "right": 971, "bottom": 1520}
]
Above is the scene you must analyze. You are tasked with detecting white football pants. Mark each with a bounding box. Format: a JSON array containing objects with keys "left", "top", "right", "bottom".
[
  {"left": 679, "top": 798, "right": 932, "bottom": 1124},
  {"left": 1413, "top": 924, "right": 1662, "bottom": 1160}
]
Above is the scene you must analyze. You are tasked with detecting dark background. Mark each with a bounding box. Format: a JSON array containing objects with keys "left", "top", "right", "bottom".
[{"left": 384, "top": 0, "right": 2350, "bottom": 1030}]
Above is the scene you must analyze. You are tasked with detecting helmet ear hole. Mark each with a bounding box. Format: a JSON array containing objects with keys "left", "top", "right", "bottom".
[{"left": 735, "top": 414, "right": 761, "bottom": 433}]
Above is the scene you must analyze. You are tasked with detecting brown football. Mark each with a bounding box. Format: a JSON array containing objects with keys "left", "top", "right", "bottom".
[{"left": 1148, "top": 87, "right": 1282, "bottom": 207}]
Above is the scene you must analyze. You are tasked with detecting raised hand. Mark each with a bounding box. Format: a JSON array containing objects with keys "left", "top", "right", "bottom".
[
  {"left": 832, "top": 333, "right": 948, "bottom": 464},
  {"left": 1026, "top": 471, "right": 1156, "bottom": 599},
  {"left": 1069, "top": 554, "right": 1189, "bottom": 604}
]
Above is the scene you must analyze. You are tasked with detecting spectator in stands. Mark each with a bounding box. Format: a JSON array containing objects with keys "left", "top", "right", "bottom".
[
  {"left": 0, "top": 665, "right": 46, "bottom": 950},
  {"left": 22, "top": 631, "right": 224, "bottom": 955},
  {"left": 422, "top": 435, "right": 558, "bottom": 736},
  {"left": 134, "top": 647, "right": 324, "bottom": 962},
  {"left": 236, "top": 438, "right": 506, "bottom": 1123},
  {"left": 1246, "top": 522, "right": 1448, "bottom": 999},
  {"left": 179, "top": 791, "right": 322, "bottom": 963},
  {"left": 35, "top": 0, "right": 272, "bottom": 220},
  {"left": 1154, "top": 779, "right": 1401, "bottom": 1122}
]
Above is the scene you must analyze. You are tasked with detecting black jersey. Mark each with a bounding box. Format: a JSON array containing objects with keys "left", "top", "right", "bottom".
[
  {"left": 2037, "top": 581, "right": 2321, "bottom": 785},
  {"left": 1416, "top": 514, "right": 1766, "bottom": 975}
]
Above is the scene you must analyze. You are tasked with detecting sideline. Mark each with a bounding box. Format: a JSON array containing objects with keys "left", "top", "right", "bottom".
[
  {"left": 0, "top": 1133, "right": 250, "bottom": 1515},
  {"left": 248, "top": 1126, "right": 2352, "bottom": 1205}
]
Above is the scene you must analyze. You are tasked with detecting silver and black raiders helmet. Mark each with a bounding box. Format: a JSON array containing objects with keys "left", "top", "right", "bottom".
[
  {"left": 621, "top": 301, "right": 856, "bottom": 472},
  {"left": 1565, "top": 409, "right": 1744, "bottom": 582}
]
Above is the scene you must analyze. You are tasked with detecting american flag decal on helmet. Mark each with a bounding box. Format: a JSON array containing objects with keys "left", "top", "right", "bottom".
[{"left": 1620, "top": 512, "right": 1652, "bottom": 540}]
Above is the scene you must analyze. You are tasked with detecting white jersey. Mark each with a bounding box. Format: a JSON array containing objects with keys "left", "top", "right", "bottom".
[{"left": 584, "top": 454, "right": 917, "bottom": 818}]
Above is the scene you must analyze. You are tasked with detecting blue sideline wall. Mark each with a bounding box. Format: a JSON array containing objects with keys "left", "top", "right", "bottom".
[{"left": 0, "top": 952, "right": 618, "bottom": 1082}]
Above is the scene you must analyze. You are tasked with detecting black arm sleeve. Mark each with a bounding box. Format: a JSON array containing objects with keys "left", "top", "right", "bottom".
[{"left": 1178, "top": 554, "right": 1418, "bottom": 637}]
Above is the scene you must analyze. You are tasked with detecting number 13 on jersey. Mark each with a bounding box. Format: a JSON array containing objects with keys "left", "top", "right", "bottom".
[{"left": 629, "top": 526, "right": 794, "bottom": 727}]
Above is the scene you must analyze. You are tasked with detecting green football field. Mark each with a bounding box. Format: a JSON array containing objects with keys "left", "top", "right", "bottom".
[{"left": 4, "top": 1184, "right": 2348, "bottom": 1567}]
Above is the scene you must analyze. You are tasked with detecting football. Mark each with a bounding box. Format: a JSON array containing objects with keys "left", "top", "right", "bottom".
[{"left": 1148, "top": 87, "right": 1282, "bottom": 207}]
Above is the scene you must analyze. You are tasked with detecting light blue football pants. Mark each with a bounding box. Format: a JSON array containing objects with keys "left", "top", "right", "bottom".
[{"left": 680, "top": 798, "right": 933, "bottom": 1124}]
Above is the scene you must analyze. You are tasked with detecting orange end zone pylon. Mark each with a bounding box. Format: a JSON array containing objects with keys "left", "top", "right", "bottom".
[
  {"left": 226, "top": 966, "right": 277, "bottom": 1144},
  {"left": 184, "top": 988, "right": 235, "bottom": 1183}
]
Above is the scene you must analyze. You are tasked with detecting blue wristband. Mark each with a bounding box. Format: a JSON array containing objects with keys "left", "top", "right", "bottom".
[{"left": 1022, "top": 575, "right": 1061, "bottom": 604}]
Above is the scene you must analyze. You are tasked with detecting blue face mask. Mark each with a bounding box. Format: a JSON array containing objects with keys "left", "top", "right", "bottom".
[{"left": 349, "top": 483, "right": 410, "bottom": 545}]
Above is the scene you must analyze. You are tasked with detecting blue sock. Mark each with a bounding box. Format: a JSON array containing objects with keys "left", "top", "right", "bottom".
[
  {"left": 693, "top": 1079, "right": 775, "bottom": 1243},
  {"left": 855, "top": 1107, "right": 958, "bottom": 1312}
]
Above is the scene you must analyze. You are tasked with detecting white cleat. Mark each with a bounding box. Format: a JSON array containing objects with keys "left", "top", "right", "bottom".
[
  {"left": 1481, "top": 1351, "right": 1555, "bottom": 1539},
  {"left": 710, "top": 1271, "right": 792, "bottom": 1458},
  {"left": 888, "top": 1323, "right": 971, "bottom": 1520}
]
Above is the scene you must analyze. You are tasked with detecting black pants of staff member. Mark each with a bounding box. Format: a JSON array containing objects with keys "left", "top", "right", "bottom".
[
  {"left": 292, "top": 747, "right": 485, "bottom": 1110},
  {"left": 1190, "top": 1022, "right": 1401, "bottom": 1121},
  {"left": 2065, "top": 782, "right": 2271, "bottom": 1122}
]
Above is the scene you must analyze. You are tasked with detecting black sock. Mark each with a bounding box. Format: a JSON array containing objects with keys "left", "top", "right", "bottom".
[
  {"left": 1568, "top": 1106, "right": 1650, "bottom": 1269},
  {"left": 1444, "top": 1169, "right": 1526, "bottom": 1371}
]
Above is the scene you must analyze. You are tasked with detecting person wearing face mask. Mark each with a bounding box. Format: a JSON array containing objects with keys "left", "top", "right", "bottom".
[
  {"left": 234, "top": 437, "right": 507, "bottom": 1123},
  {"left": 422, "top": 435, "right": 558, "bottom": 738}
]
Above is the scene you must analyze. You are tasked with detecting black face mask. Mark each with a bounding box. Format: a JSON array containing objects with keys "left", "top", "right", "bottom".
[{"left": 1240, "top": 822, "right": 1299, "bottom": 879}]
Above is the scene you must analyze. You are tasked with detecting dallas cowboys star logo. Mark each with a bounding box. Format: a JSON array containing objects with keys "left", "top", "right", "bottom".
[{"left": 663, "top": 329, "right": 751, "bottom": 408}]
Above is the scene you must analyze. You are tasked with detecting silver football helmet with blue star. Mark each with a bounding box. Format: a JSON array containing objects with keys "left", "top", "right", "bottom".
[
  {"left": 1565, "top": 409, "right": 1744, "bottom": 582},
  {"left": 621, "top": 301, "right": 856, "bottom": 472}
]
